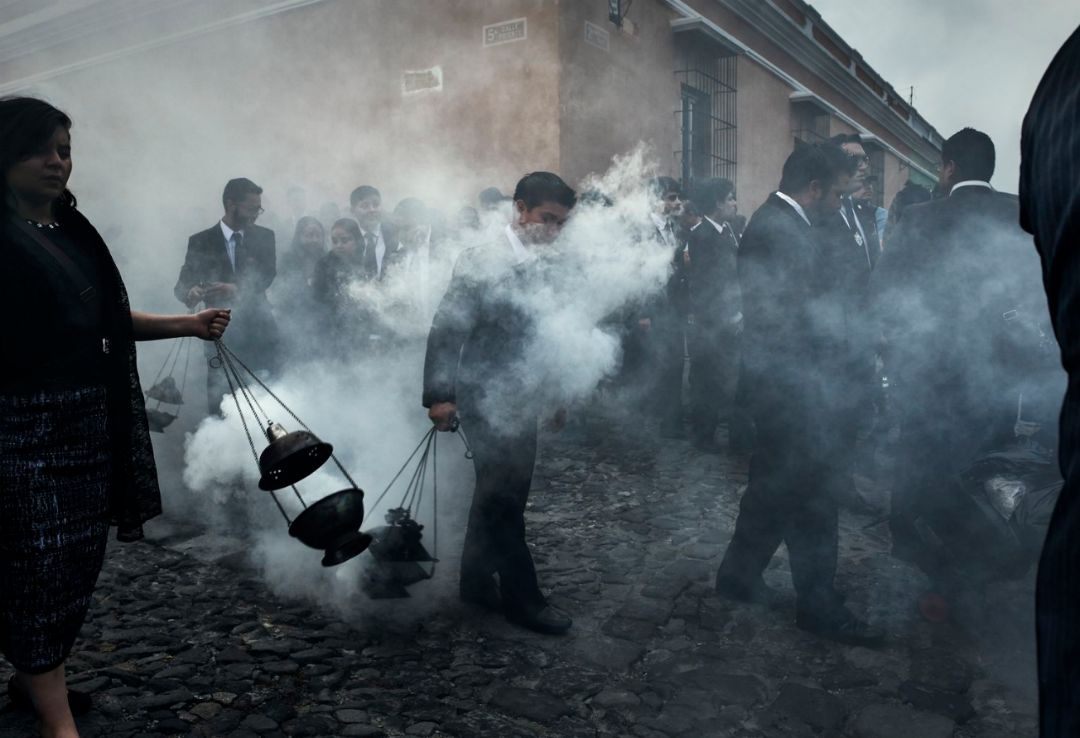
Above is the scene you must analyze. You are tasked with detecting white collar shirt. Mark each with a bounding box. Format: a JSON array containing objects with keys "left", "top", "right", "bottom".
[
  {"left": 219, "top": 220, "right": 243, "bottom": 271},
  {"left": 505, "top": 224, "right": 533, "bottom": 265},
  {"left": 950, "top": 180, "right": 994, "bottom": 195},
  {"left": 651, "top": 211, "right": 678, "bottom": 248},
  {"left": 774, "top": 191, "right": 812, "bottom": 227}
]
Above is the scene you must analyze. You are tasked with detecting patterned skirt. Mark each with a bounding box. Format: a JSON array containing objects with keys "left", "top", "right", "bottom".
[{"left": 0, "top": 386, "right": 111, "bottom": 673}]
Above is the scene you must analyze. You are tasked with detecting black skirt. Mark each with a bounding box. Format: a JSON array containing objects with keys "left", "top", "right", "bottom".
[{"left": 0, "top": 385, "right": 111, "bottom": 673}]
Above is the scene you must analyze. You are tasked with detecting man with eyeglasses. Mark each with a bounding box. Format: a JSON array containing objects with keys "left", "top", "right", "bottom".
[
  {"left": 175, "top": 177, "right": 280, "bottom": 414},
  {"left": 813, "top": 135, "right": 883, "bottom": 514}
]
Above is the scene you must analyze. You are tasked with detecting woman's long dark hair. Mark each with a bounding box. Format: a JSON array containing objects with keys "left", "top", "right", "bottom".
[
  {"left": 290, "top": 215, "right": 326, "bottom": 255},
  {"left": 330, "top": 217, "right": 363, "bottom": 251},
  {"left": 0, "top": 96, "right": 76, "bottom": 222}
]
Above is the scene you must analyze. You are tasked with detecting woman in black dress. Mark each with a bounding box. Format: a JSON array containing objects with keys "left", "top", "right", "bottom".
[{"left": 0, "top": 97, "right": 231, "bottom": 738}]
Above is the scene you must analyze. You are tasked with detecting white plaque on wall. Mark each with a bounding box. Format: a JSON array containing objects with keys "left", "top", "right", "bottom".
[
  {"left": 585, "top": 21, "right": 610, "bottom": 51},
  {"left": 483, "top": 18, "right": 527, "bottom": 47},
  {"left": 402, "top": 66, "right": 443, "bottom": 96}
]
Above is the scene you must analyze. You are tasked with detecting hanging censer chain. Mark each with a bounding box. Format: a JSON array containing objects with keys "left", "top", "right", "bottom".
[
  {"left": 215, "top": 341, "right": 359, "bottom": 491},
  {"left": 214, "top": 339, "right": 294, "bottom": 524}
]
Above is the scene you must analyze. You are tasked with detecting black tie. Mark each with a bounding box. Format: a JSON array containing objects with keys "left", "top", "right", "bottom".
[
  {"left": 843, "top": 198, "right": 859, "bottom": 232},
  {"left": 231, "top": 231, "right": 243, "bottom": 271},
  {"left": 363, "top": 232, "right": 378, "bottom": 277}
]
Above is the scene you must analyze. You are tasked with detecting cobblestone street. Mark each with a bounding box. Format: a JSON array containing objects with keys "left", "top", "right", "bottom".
[{"left": 0, "top": 420, "right": 1039, "bottom": 737}]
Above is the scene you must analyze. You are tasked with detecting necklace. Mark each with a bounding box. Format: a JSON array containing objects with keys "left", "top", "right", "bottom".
[{"left": 25, "top": 218, "right": 60, "bottom": 231}]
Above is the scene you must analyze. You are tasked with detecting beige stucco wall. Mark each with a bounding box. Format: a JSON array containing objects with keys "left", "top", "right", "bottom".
[
  {"left": 22, "top": 0, "right": 563, "bottom": 305},
  {"left": 735, "top": 55, "right": 795, "bottom": 214},
  {"left": 556, "top": 0, "right": 682, "bottom": 188}
]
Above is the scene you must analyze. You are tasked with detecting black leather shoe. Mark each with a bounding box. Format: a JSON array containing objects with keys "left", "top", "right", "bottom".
[
  {"left": 506, "top": 605, "right": 573, "bottom": 635},
  {"left": 7, "top": 675, "right": 93, "bottom": 716},
  {"left": 715, "top": 575, "right": 782, "bottom": 606},
  {"left": 796, "top": 607, "right": 885, "bottom": 647}
]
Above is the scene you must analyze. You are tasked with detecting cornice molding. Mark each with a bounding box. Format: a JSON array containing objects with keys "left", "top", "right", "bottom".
[
  {"left": 717, "top": 0, "right": 939, "bottom": 166},
  {"left": 0, "top": 0, "right": 330, "bottom": 96}
]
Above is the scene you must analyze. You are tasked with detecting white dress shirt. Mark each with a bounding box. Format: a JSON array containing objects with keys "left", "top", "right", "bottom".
[
  {"left": 505, "top": 224, "right": 533, "bottom": 265},
  {"left": 950, "top": 180, "right": 994, "bottom": 195},
  {"left": 774, "top": 191, "right": 812, "bottom": 227},
  {"left": 219, "top": 220, "right": 243, "bottom": 271},
  {"left": 651, "top": 211, "right": 679, "bottom": 249}
]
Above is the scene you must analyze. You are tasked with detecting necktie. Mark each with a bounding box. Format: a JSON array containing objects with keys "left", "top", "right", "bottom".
[
  {"left": 363, "top": 232, "right": 378, "bottom": 277},
  {"left": 844, "top": 198, "right": 871, "bottom": 269},
  {"left": 230, "top": 231, "right": 242, "bottom": 271}
]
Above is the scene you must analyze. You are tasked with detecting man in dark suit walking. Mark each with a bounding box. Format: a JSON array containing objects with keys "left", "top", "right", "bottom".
[
  {"left": 714, "top": 143, "right": 884, "bottom": 645},
  {"left": 175, "top": 177, "right": 278, "bottom": 414},
  {"left": 873, "top": 128, "right": 1045, "bottom": 572},
  {"left": 1019, "top": 25, "right": 1080, "bottom": 736},
  {"left": 686, "top": 178, "right": 742, "bottom": 451},
  {"left": 424, "top": 171, "right": 576, "bottom": 635},
  {"left": 815, "top": 138, "right": 876, "bottom": 509}
]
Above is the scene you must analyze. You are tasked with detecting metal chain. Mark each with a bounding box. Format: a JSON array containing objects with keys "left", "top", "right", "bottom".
[
  {"left": 214, "top": 340, "right": 290, "bottom": 523},
  {"left": 369, "top": 427, "right": 435, "bottom": 515}
]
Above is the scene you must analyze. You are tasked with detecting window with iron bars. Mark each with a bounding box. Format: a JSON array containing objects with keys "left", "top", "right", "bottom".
[{"left": 674, "top": 38, "right": 737, "bottom": 191}]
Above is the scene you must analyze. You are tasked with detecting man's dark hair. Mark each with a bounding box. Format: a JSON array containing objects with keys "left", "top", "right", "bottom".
[
  {"left": 779, "top": 143, "right": 843, "bottom": 194},
  {"left": 0, "top": 96, "right": 76, "bottom": 220},
  {"left": 512, "top": 171, "right": 577, "bottom": 210},
  {"left": 690, "top": 177, "right": 735, "bottom": 215},
  {"left": 942, "top": 127, "right": 995, "bottom": 182},
  {"left": 222, "top": 177, "right": 262, "bottom": 208},
  {"left": 828, "top": 132, "right": 863, "bottom": 147},
  {"left": 889, "top": 181, "right": 932, "bottom": 224},
  {"left": 646, "top": 176, "right": 681, "bottom": 200},
  {"left": 350, "top": 185, "right": 381, "bottom": 207}
]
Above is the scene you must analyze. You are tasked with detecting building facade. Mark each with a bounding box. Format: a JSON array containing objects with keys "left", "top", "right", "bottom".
[{"left": 0, "top": 0, "right": 941, "bottom": 230}]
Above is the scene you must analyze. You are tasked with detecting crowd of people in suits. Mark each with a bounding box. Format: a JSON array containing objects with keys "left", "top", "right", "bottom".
[{"left": 168, "top": 126, "right": 1053, "bottom": 647}]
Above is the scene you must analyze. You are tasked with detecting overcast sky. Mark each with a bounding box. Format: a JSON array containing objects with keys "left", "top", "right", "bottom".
[{"left": 808, "top": 0, "right": 1080, "bottom": 192}]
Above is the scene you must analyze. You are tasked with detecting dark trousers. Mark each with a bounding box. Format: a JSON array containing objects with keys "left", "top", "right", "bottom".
[
  {"left": 1038, "top": 373, "right": 1080, "bottom": 737},
  {"left": 716, "top": 386, "right": 839, "bottom": 613},
  {"left": 688, "top": 325, "right": 738, "bottom": 441},
  {"left": 459, "top": 414, "right": 545, "bottom": 615},
  {"left": 653, "top": 321, "right": 687, "bottom": 429}
]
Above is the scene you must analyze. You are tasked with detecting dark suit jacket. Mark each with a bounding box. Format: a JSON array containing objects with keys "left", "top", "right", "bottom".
[
  {"left": 738, "top": 193, "right": 826, "bottom": 402},
  {"left": 687, "top": 217, "right": 741, "bottom": 331},
  {"left": 852, "top": 197, "right": 882, "bottom": 268},
  {"left": 1019, "top": 25, "right": 1080, "bottom": 738},
  {"left": 422, "top": 237, "right": 537, "bottom": 430},
  {"left": 815, "top": 207, "right": 875, "bottom": 365},
  {"left": 872, "top": 186, "right": 1045, "bottom": 446},
  {"left": 174, "top": 222, "right": 278, "bottom": 363}
]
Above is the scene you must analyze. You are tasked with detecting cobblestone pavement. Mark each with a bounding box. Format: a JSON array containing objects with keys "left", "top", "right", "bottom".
[{"left": 1, "top": 420, "right": 1038, "bottom": 737}]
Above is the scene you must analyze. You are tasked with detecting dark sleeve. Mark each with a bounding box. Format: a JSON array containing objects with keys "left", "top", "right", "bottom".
[
  {"left": 173, "top": 234, "right": 205, "bottom": 304},
  {"left": 422, "top": 251, "right": 480, "bottom": 407}
]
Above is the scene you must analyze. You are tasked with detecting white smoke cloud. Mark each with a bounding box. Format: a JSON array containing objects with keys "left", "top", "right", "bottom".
[{"left": 175, "top": 145, "right": 676, "bottom": 611}]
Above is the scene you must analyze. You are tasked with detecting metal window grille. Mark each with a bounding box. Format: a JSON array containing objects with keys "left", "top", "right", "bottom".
[{"left": 674, "top": 38, "right": 737, "bottom": 190}]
